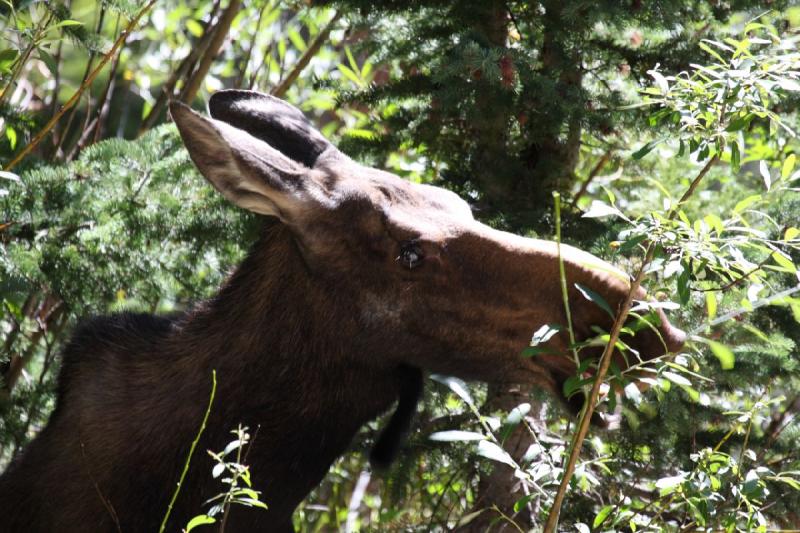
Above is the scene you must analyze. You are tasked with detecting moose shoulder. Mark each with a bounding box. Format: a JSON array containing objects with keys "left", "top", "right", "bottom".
[{"left": 0, "top": 90, "right": 685, "bottom": 532}]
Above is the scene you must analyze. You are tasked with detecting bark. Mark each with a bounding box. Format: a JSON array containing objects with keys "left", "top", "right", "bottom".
[
  {"left": 467, "top": 1, "right": 585, "bottom": 528},
  {"left": 460, "top": 385, "right": 547, "bottom": 532},
  {"left": 179, "top": 0, "right": 242, "bottom": 105}
]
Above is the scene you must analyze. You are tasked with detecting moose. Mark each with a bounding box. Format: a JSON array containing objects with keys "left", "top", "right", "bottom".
[{"left": 0, "top": 90, "right": 685, "bottom": 532}]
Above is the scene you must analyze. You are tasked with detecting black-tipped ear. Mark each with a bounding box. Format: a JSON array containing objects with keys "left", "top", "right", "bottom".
[
  {"left": 209, "top": 90, "right": 337, "bottom": 168},
  {"left": 170, "top": 101, "right": 314, "bottom": 221}
]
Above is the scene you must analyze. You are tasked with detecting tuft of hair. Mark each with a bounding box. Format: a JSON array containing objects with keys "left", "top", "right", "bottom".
[{"left": 369, "top": 365, "right": 424, "bottom": 470}]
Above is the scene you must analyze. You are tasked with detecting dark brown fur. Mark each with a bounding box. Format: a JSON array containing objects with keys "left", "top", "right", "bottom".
[{"left": 0, "top": 91, "right": 685, "bottom": 532}]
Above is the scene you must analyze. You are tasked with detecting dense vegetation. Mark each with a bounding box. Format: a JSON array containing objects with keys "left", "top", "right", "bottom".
[{"left": 1, "top": 1, "right": 799, "bottom": 530}]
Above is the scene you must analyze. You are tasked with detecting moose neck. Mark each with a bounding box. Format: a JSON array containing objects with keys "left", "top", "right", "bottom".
[
  {"left": 175, "top": 220, "right": 399, "bottom": 522},
  {"left": 183, "top": 220, "right": 396, "bottom": 416}
]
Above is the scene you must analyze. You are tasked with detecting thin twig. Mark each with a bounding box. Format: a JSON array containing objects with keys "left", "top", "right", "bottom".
[
  {"left": 159, "top": 370, "right": 217, "bottom": 533},
  {"left": 570, "top": 151, "right": 611, "bottom": 208},
  {"left": 554, "top": 193, "right": 579, "bottom": 367},
  {"left": 271, "top": 11, "right": 342, "bottom": 98},
  {"left": 0, "top": 12, "right": 53, "bottom": 107},
  {"left": 4, "top": 0, "right": 158, "bottom": 172},
  {"left": 179, "top": 0, "right": 243, "bottom": 105},
  {"left": 55, "top": 6, "right": 107, "bottom": 160},
  {"left": 234, "top": 3, "right": 269, "bottom": 89},
  {"left": 544, "top": 155, "right": 719, "bottom": 532},
  {"left": 138, "top": 2, "right": 222, "bottom": 134}
]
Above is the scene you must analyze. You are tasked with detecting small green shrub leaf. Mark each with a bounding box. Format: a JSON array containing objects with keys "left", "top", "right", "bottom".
[
  {"left": 429, "top": 430, "right": 485, "bottom": 442},
  {"left": 708, "top": 341, "right": 735, "bottom": 369},
  {"left": 185, "top": 515, "right": 215, "bottom": 532}
]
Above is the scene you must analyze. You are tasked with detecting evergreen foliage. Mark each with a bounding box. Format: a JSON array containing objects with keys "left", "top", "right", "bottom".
[
  {"left": 0, "top": 126, "right": 253, "bottom": 460},
  {"left": 325, "top": 0, "right": 789, "bottom": 227},
  {"left": 1, "top": 0, "right": 800, "bottom": 530}
]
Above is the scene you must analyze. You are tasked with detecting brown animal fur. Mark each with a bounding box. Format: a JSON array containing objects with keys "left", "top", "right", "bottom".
[{"left": 0, "top": 91, "right": 685, "bottom": 532}]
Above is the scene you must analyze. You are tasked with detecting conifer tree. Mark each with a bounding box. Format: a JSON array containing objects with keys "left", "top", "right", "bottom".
[{"left": 322, "top": 1, "right": 798, "bottom": 528}]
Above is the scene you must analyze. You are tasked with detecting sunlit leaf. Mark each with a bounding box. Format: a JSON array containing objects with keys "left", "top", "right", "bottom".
[
  {"left": 782, "top": 154, "right": 797, "bottom": 180},
  {"left": 429, "top": 430, "right": 485, "bottom": 442},
  {"left": 575, "top": 283, "right": 614, "bottom": 318},
  {"left": 647, "top": 70, "right": 669, "bottom": 94},
  {"left": 759, "top": 160, "right": 771, "bottom": 191},
  {"left": 593, "top": 505, "right": 614, "bottom": 528},
  {"left": 662, "top": 371, "right": 691, "bottom": 387},
  {"left": 706, "top": 292, "right": 717, "bottom": 320},
  {"left": 772, "top": 251, "right": 796, "bottom": 273},
  {"left": 582, "top": 200, "right": 623, "bottom": 219},
  {"left": 185, "top": 515, "right": 215, "bottom": 532},
  {"left": 476, "top": 440, "right": 516, "bottom": 468},
  {"left": 708, "top": 340, "right": 735, "bottom": 370}
]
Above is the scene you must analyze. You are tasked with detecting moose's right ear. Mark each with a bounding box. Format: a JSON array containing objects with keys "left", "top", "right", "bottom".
[
  {"left": 170, "top": 101, "right": 321, "bottom": 222},
  {"left": 208, "top": 90, "right": 340, "bottom": 168}
]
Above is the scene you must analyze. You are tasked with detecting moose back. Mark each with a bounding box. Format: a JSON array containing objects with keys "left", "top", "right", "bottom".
[{"left": 0, "top": 91, "right": 685, "bottom": 532}]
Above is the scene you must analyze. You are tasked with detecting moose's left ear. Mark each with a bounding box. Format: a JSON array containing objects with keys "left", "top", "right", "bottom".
[
  {"left": 209, "top": 90, "right": 342, "bottom": 168},
  {"left": 170, "top": 101, "right": 323, "bottom": 222}
]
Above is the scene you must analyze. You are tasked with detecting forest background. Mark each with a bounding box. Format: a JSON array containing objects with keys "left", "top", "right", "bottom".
[{"left": 2, "top": 0, "right": 800, "bottom": 531}]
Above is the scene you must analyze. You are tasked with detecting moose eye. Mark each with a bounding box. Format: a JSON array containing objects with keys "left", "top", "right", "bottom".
[{"left": 398, "top": 240, "right": 424, "bottom": 269}]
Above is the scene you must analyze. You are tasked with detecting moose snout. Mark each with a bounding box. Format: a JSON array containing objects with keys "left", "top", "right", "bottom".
[{"left": 665, "top": 324, "right": 687, "bottom": 354}]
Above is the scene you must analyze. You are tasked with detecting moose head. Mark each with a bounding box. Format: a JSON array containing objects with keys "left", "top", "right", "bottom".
[
  {"left": 173, "top": 90, "right": 684, "bottom": 396},
  {"left": 0, "top": 90, "right": 684, "bottom": 533}
]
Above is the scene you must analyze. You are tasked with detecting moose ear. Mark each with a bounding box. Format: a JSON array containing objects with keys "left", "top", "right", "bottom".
[
  {"left": 208, "top": 90, "right": 341, "bottom": 168},
  {"left": 170, "top": 101, "right": 319, "bottom": 221}
]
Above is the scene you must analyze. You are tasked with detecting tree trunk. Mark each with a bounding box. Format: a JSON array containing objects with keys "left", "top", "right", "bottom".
[
  {"left": 467, "top": 1, "right": 584, "bottom": 528},
  {"left": 460, "top": 385, "right": 548, "bottom": 532}
]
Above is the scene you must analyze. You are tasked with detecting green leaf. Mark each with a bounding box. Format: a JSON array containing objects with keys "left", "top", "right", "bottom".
[
  {"left": 733, "top": 194, "right": 761, "bottom": 213},
  {"left": 706, "top": 292, "right": 717, "bottom": 320},
  {"left": 782, "top": 154, "right": 797, "bottom": 180},
  {"left": 513, "top": 494, "right": 536, "bottom": 513},
  {"left": 647, "top": 70, "right": 669, "bottom": 94},
  {"left": 530, "top": 324, "right": 561, "bottom": 345},
  {"left": 476, "top": 440, "right": 516, "bottom": 468},
  {"left": 631, "top": 139, "right": 662, "bottom": 160},
  {"left": 237, "top": 497, "right": 268, "bottom": 509},
  {"left": 54, "top": 19, "right": 83, "bottom": 28},
  {"left": 760, "top": 160, "right": 771, "bottom": 191},
  {"left": 698, "top": 41, "right": 727, "bottom": 64},
  {"left": 662, "top": 371, "right": 691, "bottom": 387},
  {"left": 593, "top": 505, "right": 614, "bottom": 528},
  {"left": 563, "top": 375, "right": 593, "bottom": 398},
  {"left": 772, "top": 251, "right": 796, "bottom": 273},
  {"left": 726, "top": 114, "right": 752, "bottom": 132},
  {"left": 618, "top": 233, "right": 648, "bottom": 252},
  {"left": 730, "top": 141, "right": 740, "bottom": 171},
  {"left": 656, "top": 474, "right": 685, "bottom": 495},
  {"left": 185, "top": 515, "right": 215, "bottom": 532},
  {"left": 785, "top": 227, "right": 799, "bottom": 241},
  {"left": 429, "top": 430, "right": 485, "bottom": 442},
  {"left": 186, "top": 19, "right": 204, "bottom": 37},
  {"left": 776, "top": 476, "right": 800, "bottom": 491},
  {"left": 431, "top": 375, "right": 475, "bottom": 407},
  {"left": 287, "top": 28, "right": 306, "bottom": 52},
  {"left": 0, "top": 48, "right": 19, "bottom": 72},
  {"left": 708, "top": 340, "right": 735, "bottom": 369},
  {"left": 5, "top": 125, "right": 17, "bottom": 149},
  {"left": 575, "top": 283, "right": 614, "bottom": 318},
  {"left": 337, "top": 63, "right": 363, "bottom": 87},
  {"left": 582, "top": 200, "right": 623, "bottom": 219},
  {"left": 0, "top": 170, "right": 20, "bottom": 182}
]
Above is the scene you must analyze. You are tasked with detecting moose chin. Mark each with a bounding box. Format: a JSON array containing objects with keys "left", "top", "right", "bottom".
[{"left": 0, "top": 90, "right": 685, "bottom": 532}]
